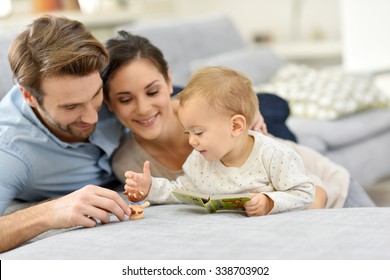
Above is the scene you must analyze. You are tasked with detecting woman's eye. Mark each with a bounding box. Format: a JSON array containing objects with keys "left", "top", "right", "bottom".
[
  {"left": 195, "top": 132, "right": 203, "bottom": 136},
  {"left": 147, "top": 90, "right": 158, "bottom": 96},
  {"left": 119, "top": 97, "right": 132, "bottom": 103}
]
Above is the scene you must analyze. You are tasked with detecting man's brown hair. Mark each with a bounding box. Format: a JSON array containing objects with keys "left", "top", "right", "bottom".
[{"left": 8, "top": 15, "right": 108, "bottom": 105}]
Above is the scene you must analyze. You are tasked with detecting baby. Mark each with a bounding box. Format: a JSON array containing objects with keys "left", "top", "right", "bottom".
[{"left": 124, "top": 66, "right": 314, "bottom": 216}]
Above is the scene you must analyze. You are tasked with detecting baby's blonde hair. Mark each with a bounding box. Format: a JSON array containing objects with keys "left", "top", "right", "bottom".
[{"left": 178, "top": 66, "right": 258, "bottom": 126}]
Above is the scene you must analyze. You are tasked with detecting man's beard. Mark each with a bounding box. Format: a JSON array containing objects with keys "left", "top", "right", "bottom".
[{"left": 37, "top": 107, "right": 97, "bottom": 142}]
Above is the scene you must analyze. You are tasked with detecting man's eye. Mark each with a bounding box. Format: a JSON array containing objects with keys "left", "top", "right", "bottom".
[
  {"left": 195, "top": 132, "right": 203, "bottom": 136},
  {"left": 64, "top": 106, "right": 77, "bottom": 110}
]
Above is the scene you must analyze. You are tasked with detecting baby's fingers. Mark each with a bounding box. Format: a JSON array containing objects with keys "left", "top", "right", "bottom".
[
  {"left": 124, "top": 171, "right": 138, "bottom": 179},
  {"left": 244, "top": 194, "right": 261, "bottom": 215},
  {"left": 143, "top": 161, "right": 151, "bottom": 178},
  {"left": 125, "top": 176, "right": 140, "bottom": 187},
  {"left": 244, "top": 194, "right": 260, "bottom": 207}
]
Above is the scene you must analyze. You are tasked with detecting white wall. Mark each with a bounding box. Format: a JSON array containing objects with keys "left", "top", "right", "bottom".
[
  {"left": 341, "top": 0, "right": 390, "bottom": 73},
  {"left": 7, "top": 0, "right": 341, "bottom": 44},
  {"left": 162, "top": 0, "right": 341, "bottom": 43}
]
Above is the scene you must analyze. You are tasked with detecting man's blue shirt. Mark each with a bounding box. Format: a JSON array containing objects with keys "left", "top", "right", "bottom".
[{"left": 0, "top": 86, "right": 124, "bottom": 214}]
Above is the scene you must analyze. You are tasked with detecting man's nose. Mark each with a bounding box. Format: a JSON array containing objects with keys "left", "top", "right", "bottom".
[{"left": 81, "top": 103, "right": 98, "bottom": 124}]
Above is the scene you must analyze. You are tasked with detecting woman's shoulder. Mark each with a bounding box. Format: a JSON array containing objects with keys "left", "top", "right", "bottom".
[
  {"left": 112, "top": 135, "right": 144, "bottom": 182},
  {"left": 113, "top": 134, "right": 137, "bottom": 159},
  {"left": 113, "top": 135, "right": 184, "bottom": 181}
]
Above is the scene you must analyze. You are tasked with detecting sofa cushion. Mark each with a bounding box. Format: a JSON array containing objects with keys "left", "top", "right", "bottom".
[
  {"left": 189, "top": 48, "right": 283, "bottom": 85},
  {"left": 0, "top": 32, "right": 15, "bottom": 100},
  {"left": 326, "top": 131, "right": 390, "bottom": 188},
  {"left": 116, "top": 14, "right": 247, "bottom": 87},
  {"left": 288, "top": 108, "right": 390, "bottom": 149},
  {"left": 256, "top": 64, "right": 390, "bottom": 120},
  {"left": 293, "top": 133, "right": 327, "bottom": 154}
]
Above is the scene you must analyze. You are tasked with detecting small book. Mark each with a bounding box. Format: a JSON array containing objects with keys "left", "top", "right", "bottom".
[{"left": 172, "top": 189, "right": 251, "bottom": 213}]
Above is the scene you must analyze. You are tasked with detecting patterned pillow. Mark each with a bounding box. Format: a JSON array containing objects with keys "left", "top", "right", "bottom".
[{"left": 255, "top": 64, "right": 390, "bottom": 120}]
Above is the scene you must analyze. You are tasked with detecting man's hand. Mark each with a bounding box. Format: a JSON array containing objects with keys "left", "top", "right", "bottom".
[
  {"left": 46, "top": 185, "right": 131, "bottom": 228},
  {"left": 124, "top": 161, "right": 152, "bottom": 199},
  {"left": 244, "top": 193, "right": 274, "bottom": 216},
  {"left": 0, "top": 185, "right": 130, "bottom": 253}
]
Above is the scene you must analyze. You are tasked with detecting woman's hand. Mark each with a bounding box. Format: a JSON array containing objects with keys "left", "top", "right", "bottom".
[
  {"left": 250, "top": 111, "right": 268, "bottom": 135},
  {"left": 244, "top": 193, "right": 274, "bottom": 216}
]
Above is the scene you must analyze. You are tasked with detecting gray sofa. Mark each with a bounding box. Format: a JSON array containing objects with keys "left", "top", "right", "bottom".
[
  {"left": 1, "top": 15, "right": 389, "bottom": 260},
  {"left": 0, "top": 31, "right": 14, "bottom": 100},
  {"left": 1, "top": 204, "right": 389, "bottom": 260},
  {"left": 117, "top": 14, "right": 390, "bottom": 189}
]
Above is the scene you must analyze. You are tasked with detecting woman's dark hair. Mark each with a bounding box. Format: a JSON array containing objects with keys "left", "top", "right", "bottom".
[{"left": 101, "top": 31, "right": 169, "bottom": 101}]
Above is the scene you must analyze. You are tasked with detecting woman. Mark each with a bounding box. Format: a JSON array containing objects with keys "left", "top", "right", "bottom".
[{"left": 101, "top": 31, "right": 372, "bottom": 209}]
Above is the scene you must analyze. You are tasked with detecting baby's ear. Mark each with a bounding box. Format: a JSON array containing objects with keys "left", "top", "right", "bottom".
[{"left": 231, "top": 114, "right": 246, "bottom": 136}]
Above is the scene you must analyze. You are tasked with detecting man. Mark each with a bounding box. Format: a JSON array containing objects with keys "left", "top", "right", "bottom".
[{"left": 0, "top": 15, "right": 130, "bottom": 253}]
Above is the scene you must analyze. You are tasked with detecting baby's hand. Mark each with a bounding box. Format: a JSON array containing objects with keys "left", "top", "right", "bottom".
[
  {"left": 244, "top": 193, "right": 274, "bottom": 216},
  {"left": 124, "top": 161, "right": 152, "bottom": 199}
]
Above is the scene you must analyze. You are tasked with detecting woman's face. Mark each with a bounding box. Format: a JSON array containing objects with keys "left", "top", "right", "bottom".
[{"left": 106, "top": 59, "right": 173, "bottom": 140}]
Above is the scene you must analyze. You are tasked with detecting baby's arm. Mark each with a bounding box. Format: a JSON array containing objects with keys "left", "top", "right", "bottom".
[
  {"left": 259, "top": 143, "right": 315, "bottom": 214},
  {"left": 124, "top": 161, "right": 194, "bottom": 204}
]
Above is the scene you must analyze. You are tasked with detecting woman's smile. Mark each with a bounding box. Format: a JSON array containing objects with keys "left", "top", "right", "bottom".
[{"left": 134, "top": 113, "right": 160, "bottom": 127}]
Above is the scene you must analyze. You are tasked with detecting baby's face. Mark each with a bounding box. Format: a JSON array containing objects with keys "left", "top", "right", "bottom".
[{"left": 178, "top": 96, "right": 235, "bottom": 162}]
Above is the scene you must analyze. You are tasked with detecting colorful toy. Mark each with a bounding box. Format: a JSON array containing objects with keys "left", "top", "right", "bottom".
[{"left": 123, "top": 189, "right": 150, "bottom": 220}]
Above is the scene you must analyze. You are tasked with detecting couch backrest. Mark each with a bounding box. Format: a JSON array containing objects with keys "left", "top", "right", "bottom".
[
  {"left": 116, "top": 14, "right": 247, "bottom": 87},
  {"left": 0, "top": 32, "right": 16, "bottom": 100}
]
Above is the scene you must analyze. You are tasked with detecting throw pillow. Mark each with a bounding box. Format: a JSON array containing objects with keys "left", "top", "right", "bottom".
[
  {"left": 255, "top": 64, "right": 390, "bottom": 120},
  {"left": 258, "top": 93, "right": 297, "bottom": 142}
]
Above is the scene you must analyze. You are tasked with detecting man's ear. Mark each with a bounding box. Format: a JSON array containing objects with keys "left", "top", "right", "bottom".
[
  {"left": 20, "top": 86, "right": 38, "bottom": 108},
  {"left": 231, "top": 114, "right": 247, "bottom": 136}
]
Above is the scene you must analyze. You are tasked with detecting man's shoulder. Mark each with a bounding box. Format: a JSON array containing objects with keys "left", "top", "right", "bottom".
[
  {"left": 96, "top": 103, "right": 122, "bottom": 130},
  {"left": 0, "top": 87, "right": 40, "bottom": 138},
  {"left": 0, "top": 85, "right": 22, "bottom": 109}
]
